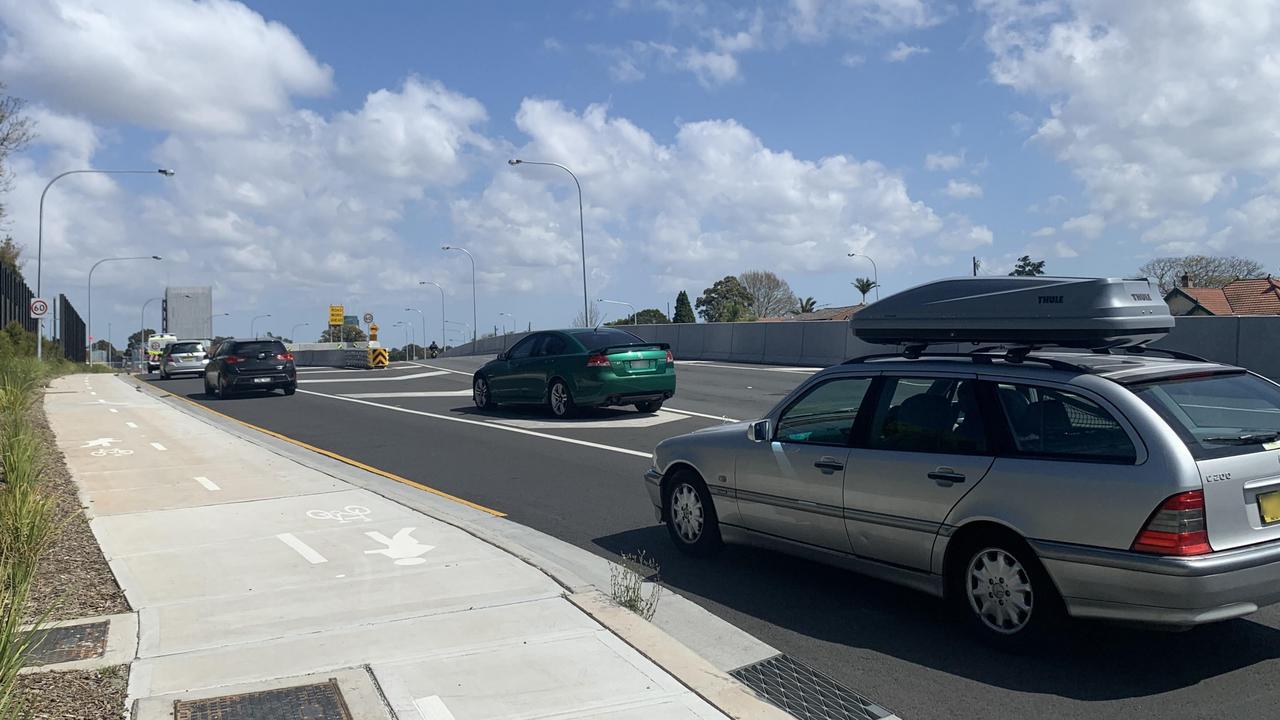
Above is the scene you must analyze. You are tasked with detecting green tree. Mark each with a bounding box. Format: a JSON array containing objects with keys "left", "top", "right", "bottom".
[
  {"left": 1010, "top": 255, "right": 1047, "bottom": 276},
  {"left": 696, "top": 276, "right": 755, "bottom": 322},
  {"left": 672, "top": 291, "right": 696, "bottom": 323},
  {"left": 0, "top": 236, "right": 21, "bottom": 271},
  {"left": 319, "top": 324, "right": 367, "bottom": 343},
  {"left": 796, "top": 296, "right": 818, "bottom": 313},
  {"left": 606, "top": 308, "right": 669, "bottom": 326},
  {"left": 853, "top": 278, "right": 878, "bottom": 304},
  {"left": 127, "top": 329, "right": 156, "bottom": 349},
  {"left": 1139, "top": 254, "right": 1267, "bottom": 295},
  {"left": 0, "top": 84, "right": 32, "bottom": 220}
]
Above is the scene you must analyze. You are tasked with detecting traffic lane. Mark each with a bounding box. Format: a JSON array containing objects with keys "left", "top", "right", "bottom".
[{"left": 144, "top": 373, "right": 1280, "bottom": 719}]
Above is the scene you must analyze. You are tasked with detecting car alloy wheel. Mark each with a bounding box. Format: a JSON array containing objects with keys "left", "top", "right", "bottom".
[
  {"left": 966, "top": 547, "right": 1034, "bottom": 635},
  {"left": 549, "top": 380, "right": 573, "bottom": 417},
  {"left": 670, "top": 482, "right": 704, "bottom": 544},
  {"left": 473, "top": 377, "right": 490, "bottom": 409}
]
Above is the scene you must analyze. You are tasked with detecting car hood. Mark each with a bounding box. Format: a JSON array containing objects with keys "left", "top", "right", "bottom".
[{"left": 689, "top": 420, "right": 750, "bottom": 437}]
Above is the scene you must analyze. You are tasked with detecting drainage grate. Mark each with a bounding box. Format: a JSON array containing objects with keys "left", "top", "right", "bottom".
[
  {"left": 731, "top": 654, "right": 893, "bottom": 720},
  {"left": 174, "top": 678, "right": 353, "bottom": 720},
  {"left": 26, "top": 621, "right": 109, "bottom": 666}
]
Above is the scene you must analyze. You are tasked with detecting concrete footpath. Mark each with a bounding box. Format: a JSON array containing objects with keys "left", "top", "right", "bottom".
[{"left": 47, "top": 374, "right": 796, "bottom": 720}]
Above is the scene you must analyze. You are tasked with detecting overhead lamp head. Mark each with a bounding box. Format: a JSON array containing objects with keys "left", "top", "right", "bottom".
[
  {"left": 158, "top": 169, "right": 175, "bottom": 177},
  {"left": 507, "top": 159, "right": 521, "bottom": 166}
]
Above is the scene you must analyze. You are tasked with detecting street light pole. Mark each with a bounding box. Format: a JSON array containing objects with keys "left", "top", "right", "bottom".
[
  {"left": 498, "top": 312, "right": 514, "bottom": 335},
  {"left": 597, "top": 298, "right": 636, "bottom": 324},
  {"left": 419, "top": 281, "right": 445, "bottom": 349},
  {"left": 139, "top": 297, "right": 162, "bottom": 373},
  {"left": 290, "top": 322, "right": 310, "bottom": 344},
  {"left": 405, "top": 307, "right": 426, "bottom": 360},
  {"left": 38, "top": 168, "right": 174, "bottom": 361},
  {"left": 508, "top": 159, "right": 588, "bottom": 327},
  {"left": 441, "top": 246, "right": 477, "bottom": 347},
  {"left": 87, "top": 254, "right": 162, "bottom": 364},
  {"left": 847, "top": 252, "right": 880, "bottom": 301},
  {"left": 250, "top": 314, "right": 271, "bottom": 339}
]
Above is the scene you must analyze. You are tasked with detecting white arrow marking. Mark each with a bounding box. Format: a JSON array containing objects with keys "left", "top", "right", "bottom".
[
  {"left": 364, "top": 528, "right": 434, "bottom": 566},
  {"left": 276, "top": 533, "right": 327, "bottom": 564},
  {"left": 80, "top": 438, "right": 117, "bottom": 449}
]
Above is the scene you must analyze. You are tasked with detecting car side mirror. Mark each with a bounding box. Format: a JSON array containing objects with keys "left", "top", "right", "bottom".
[
  {"left": 496, "top": 351, "right": 507, "bottom": 361},
  {"left": 747, "top": 419, "right": 771, "bottom": 443}
]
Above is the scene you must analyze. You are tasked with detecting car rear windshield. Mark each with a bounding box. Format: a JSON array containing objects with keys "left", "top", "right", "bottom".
[
  {"left": 232, "top": 341, "right": 287, "bottom": 356},
  {"left": 1131, "top": 372, "right": 1280, "bottom": 459},
  {"left": 169, "top": 342, "right": 203, "bottom": 354},
  {"left": 570, "top": 329, "right": 646, "bottom": 351}
]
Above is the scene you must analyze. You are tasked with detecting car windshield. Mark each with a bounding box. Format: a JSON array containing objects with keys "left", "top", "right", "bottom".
[
  {"left": 571, "top": 329, "right": 645, "bottom": 351},
  {"left": 169, "top": 342, "right": 202, "bottom": 354},
  {"left": 233, "top": 341, "right": 286, "bottom": 356},
  {"left": 1132, "top": 372, "right": 1280, "bottom": 459}
]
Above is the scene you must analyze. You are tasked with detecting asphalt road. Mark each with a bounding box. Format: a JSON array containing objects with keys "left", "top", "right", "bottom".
[{"left": 144, "top": 359, "right": 1280, "bottom": 720}]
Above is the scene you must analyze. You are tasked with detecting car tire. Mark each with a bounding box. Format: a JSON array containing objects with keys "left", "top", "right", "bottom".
[
  {"left": 203, "top": 376, "right": 214, "bottom": 397},
  {"left": 283, "top": 383, "right": 296, "bottom": 396},
  {"left": 473, "top": 376, "right": 496, "bottom": 409},
  {"left": 635, "top": 400, "right": 663, "bottom": 413},
  {"left": 948, "top": 533, "right": 1061, "bottom": 651},
  {"left": 547, "top": 379, "right": 576, "bottom": 418},
  {"left": 663, "top": 469, "right": 722, "bottom": 557},
  {"left": 215, "top": 374, "right": 230, "bottom": 400}
]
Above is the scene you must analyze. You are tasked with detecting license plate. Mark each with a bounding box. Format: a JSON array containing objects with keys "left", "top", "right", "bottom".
[
  {"left": 1259, "top": 491, "right": 1280, "bottom": 524},
  {"left": 629, "top": 360, "right": 651, "bottom": 370},
  {"left": 252, "top": 377, "right": 273, "bottom": 384}
]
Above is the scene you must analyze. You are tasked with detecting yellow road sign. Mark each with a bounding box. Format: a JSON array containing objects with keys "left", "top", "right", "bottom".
[
  {"left": 368, "top": 347, "right": 389, "bottom": 368},
  {"left": 328, "top": 304, "right": 345, "bottom": 326}
]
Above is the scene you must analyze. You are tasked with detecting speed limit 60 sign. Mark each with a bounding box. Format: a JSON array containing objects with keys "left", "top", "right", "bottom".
[{"left": 29, "top": 298, "right": 49, "bottom": 319}]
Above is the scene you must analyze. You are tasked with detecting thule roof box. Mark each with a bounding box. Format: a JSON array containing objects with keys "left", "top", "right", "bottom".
[{"left": 849, "top": 276, "right": 1172, "bottom": 351}]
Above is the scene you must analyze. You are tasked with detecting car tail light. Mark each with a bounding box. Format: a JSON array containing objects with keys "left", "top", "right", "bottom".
[
  {"left": 586, "top": 353, "right": 611, "bottom": 368},
  {"left": 276, "top": 353, "right": 294, "bottom": 361},
  {"left": 224, "top": 355, "right": 244, "bottom": 364},
  {"left": 665, "top": 349, "right": 674, "bottom": 364},
  {"left": 1132, "top": 490, "right": 1212, "bottom": 556}
]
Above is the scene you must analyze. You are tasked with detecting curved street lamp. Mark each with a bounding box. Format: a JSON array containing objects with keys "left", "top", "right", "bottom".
[
  {"left": 419, "top": 280, "right": 445, "bottom": 349},
  {"left": 442, "top": 246, "right": 477, "bottom": 347},
  {"left": 509, "top": 158, "right": 588, "bottom": 327},
  {"left": 597, "top": 298, "right": 636, "bottom": 325},
  {"left": 405, "top": 307, "right": 426, "bottom": 360},
  {"left": 38, "top": 168, "right": 174, "bottom": 360},
  {"left": 290, "top": 322, "right": 310, "bottom": 343},
  {"left": 250, "top": 314, "right": 272, "bottom": 339},
  {"left": 847, "top": 252, "right": 880, "bottom": 301},
  {"left": 138, "top": 296, "right": 163, "bottom": 372},
  {"left": 86, "top": 254, "right": 162, "bottom": 364}
]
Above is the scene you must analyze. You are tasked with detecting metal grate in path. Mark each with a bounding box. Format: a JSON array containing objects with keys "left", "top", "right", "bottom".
[{"left": 731, "top": 654, "right": 894, "bottom": 720}]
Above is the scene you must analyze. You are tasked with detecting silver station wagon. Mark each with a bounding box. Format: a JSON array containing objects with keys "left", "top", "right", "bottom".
[{"left": 644, "top": 277, "right": 1280, "bottom": 645}]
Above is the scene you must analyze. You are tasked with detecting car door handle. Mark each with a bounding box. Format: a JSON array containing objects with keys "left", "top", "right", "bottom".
[
  {"left": 928, "top": 468, "right": 966, "bottom": 483},
  {"left": 813, "top": 459, "right": 845, "bottom": 473}
]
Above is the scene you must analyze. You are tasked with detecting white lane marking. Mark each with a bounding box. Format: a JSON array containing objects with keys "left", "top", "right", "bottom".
[
  {"left": 126, "top": 422, "right": 139, "bottom": 429},
  {"left": 89, "top": 391, "right": 97, "bottom": 396},
  {"left": 414, "top": 696, "right": 457, "bottom": 720},
  {"left": 485, "top": 410, "right": 686, "bottom": 430},
  {"left": 297, "top": 390, "right": 651, "bottom": 458},
  {"left": 150, "top": 442, "right": 167, "bottom": 451},
  {"left": 296, "top": 367, "right": 409, "bottom": 375},
  {"left": 338, "top": 390, "right": 472, "bottom": 399},
  {"left": 664, "top": 406, "right": 741, "bottom": 423},
  {"left": 276, "top": 533, "right": 327, "bottom": 564},
  {"left": 299, "top": 371, "right": 449, "bottom": 384},
  {"left": 193, "top": 476, "right": 221, "bottom": 491},
  {"left": 108, "top": 408, "right": 119, "bottom": 414},
  {"left": 678, "top": 360, "right": 821, "bottom": 374},
  {"left": 407, "top": 362, "right": 473, "bottom": 377}
]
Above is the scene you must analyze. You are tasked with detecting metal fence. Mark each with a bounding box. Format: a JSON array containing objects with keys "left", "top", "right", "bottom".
[
  {"left": 0, "top": 262, "right": 36, "bottom": 334},
  {"left": 58, "top": 294, "right": 85, "bottom": 363}
]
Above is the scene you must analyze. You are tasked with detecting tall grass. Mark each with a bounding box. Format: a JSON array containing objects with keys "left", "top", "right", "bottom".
[{"left": 0, "top": 357, "right": 63, "bottom": 718}]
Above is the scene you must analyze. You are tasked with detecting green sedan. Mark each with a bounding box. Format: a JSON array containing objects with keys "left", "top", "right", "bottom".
[{"left": 472, "top": 328, "right": 676, "bottom": 417}]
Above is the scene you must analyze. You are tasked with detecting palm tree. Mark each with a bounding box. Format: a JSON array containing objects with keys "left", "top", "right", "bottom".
[
  {"left": 854, "top": 277, "right": 879, "bottom": 305},
  {"left": 796, "top": 296, "right": 818, "bottom": 314}
]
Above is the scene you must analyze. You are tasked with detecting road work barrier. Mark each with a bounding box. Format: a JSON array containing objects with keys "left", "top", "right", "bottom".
[
  {"left": 441, "top": 316, "right": 1280, "bottom": 381},
  {"left": 288, "top": 342, "right": 373, "bottom": 369},
  {"left": 368, "top": 347, "right": 389, "bottom": 368}
]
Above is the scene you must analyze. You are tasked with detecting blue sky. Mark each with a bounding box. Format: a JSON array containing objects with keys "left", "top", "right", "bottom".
[{"left": 2, "top": 0, "right": 1277, "bottom": 346}]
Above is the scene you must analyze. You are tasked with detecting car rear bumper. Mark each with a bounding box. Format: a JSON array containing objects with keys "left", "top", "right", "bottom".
[
  {"left": 163, "top": 363, "right": 207, "bottom": 375},
  {"left": 228, "top": 373, "right": 296, "bottom": 388},
  {"left": 1032, "top": 537, "right": 1280, "bottom": 626},
  {"left": 576, "top": 373, "right": 676, "bottom": 406}
]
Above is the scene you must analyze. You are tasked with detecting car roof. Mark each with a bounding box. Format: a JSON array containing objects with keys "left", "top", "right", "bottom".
[{"left": 831, "top": 350, "right": 1242, "bottom": 385}]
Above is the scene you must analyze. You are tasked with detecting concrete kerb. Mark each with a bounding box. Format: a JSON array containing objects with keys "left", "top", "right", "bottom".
[
  {"left": 19, "top": 612, "right": 138, "bottom": 675},
  {"left": 121, "top": 375, "right": 790, "bottom": 719}
]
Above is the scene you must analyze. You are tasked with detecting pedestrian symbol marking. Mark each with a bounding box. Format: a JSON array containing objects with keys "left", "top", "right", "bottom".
[{"left": 364, "top": 528, "right": 434, "bottom": 566}]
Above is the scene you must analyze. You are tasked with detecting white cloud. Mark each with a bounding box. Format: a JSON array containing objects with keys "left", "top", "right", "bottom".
[
  {"left": 543, "top": 37, "right": 565, "bottom": 52},
  {"left": 885, "top": 41, "right": 929, "bottom": 62},
  {"left": 936, "top": 219, "right": 995, "bottom": 251},
  {"left": 1054, "top": 241, "right": 1079, "bottom": 258},
  {"left": 0, "top": 0, "right": 332, "bottom": 134},
  {"left": 1139, "top": 214, "right": 1209, "bottom": 252},
  {"left": 943, "top": 179, "right": 983, "bottom": 199},
  {"left": 787, "top": 0, "right": 944, "bottom": 41},
  {"left": 978, "top": 0, "right": 1280, "bottom": 255},
  {"left": 1031, "top": 226, "right": 1056, "bottom": 237},
  {"left": 841, "top": 53, "right": 866, "bottom": 67},
  {"left": 925, "top": 150, "right": 964, "bottom": 171},
  {"left": 682, "top": 48, "right": 741, "bottom": 87},
  {"left": 1062, "top": 213, "right": 1105, "bottom": 239},
  {"left": 1224, "top": 194, "right": 1280, "bottom": 242},
  {"left": 1028, "top": 194, "right": 1069, "bottom": 214}
]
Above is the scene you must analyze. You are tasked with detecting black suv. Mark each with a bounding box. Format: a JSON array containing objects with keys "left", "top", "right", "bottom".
[{"left": 203, "top": 339, "right": 297, "bottom": 398}]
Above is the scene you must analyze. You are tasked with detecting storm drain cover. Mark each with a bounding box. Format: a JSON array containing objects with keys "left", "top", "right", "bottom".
[
  {"left": 26, "top": 620, "right": 108, "bottom": 666},
  {"left": 173, "top": 678, "right": 353, "bottom": 720},
  {"left": 731, "top": 654, "right": 893, "bottom": 720}
]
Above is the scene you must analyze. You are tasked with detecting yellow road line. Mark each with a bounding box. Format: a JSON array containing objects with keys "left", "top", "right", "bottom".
[{"left": 163, "top": 390, "right": 506, "bottom": 517}]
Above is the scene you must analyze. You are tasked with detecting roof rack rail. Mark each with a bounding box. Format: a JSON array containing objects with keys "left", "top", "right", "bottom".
[
  {"left": 843, "top": 349, "right": 1094, "bottom": 374},
  {"left": 1113, "top": 346, "right": 1210, "bottom": 363}
]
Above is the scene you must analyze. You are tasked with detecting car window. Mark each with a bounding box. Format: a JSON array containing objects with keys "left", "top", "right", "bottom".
[
  {"left": 506, "top": 335, "right": 538, "bottom": 359},
  {"left": 1131, "top": 372, "right": 1280, "bottom": 460},
  {"left": 540, "top": 334, "right": 568, "bottom": 356},
  {"left": 570, "top": 328, "right": 643, "bottom": 351},
  {"left": 868, "top": 378, "right": 988, "bottom": 454},
  {"left": 169, "top": 342, "right": 202, "bottom": 354},
  {"left": 994, "top": 382, "right": 1135, "bottom": 463},
  {"left": 776, "top": 377, "right": 874, "bottom": 446},
  {"left": 233, "top": 341, "right": 287, "bottom": 357}
]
